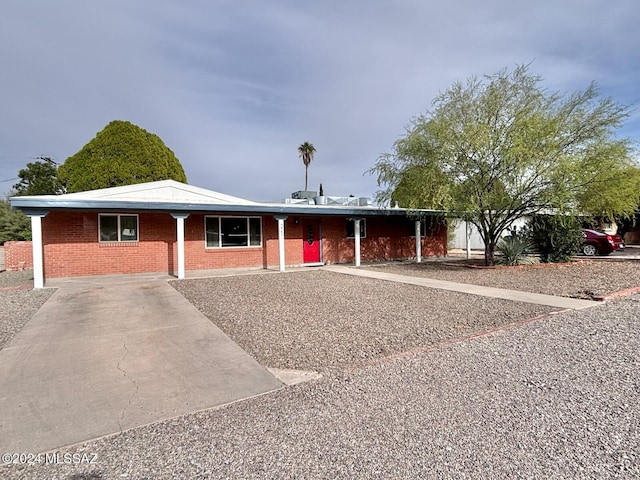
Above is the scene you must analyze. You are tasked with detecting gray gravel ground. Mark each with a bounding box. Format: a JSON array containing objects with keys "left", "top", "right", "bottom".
[
  {"left": 0, "top": 271, "right": 53, "bottom": 350},
  {"left": 368, "top": 260, "right": 640, "bottom": 299},
  {"left": 3, "top": 294, "right": 638, "bottom": 480},
  {"left": 171, "top": 270, "right": 555, "bottom": 371},
  {"left": 0, "top": 270, "right": 34, "bottom": 289}
]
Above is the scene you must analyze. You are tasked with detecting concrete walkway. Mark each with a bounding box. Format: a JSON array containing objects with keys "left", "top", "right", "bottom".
[
  {"left": 323, "top": 265, "right": 599, "bottom": 310},
  {"left": 0, "top": 275, "right": 283, "bottom": 454}
]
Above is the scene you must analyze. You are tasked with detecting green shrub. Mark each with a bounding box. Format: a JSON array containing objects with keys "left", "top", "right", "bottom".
[
  {"left": 524, "top": 215, "right": 583, "bottom": 263},
  {"left": 0, "top": 199, "right": 31, "bottom": 243},
  {"left": 495, "top": 235, "right": 539, "bottom": 266}
]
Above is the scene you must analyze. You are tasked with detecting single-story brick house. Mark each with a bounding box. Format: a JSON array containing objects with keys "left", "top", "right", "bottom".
[{"left": 10, "top": 180, "right": 447, "bottom": 288}]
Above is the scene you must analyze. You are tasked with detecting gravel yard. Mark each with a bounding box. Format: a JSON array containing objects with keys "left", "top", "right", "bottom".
[
  {"left": 5, "top": 294, "right": 638, "bottom": 480},
  {"left": 0, "top": 271, "right": 53, "bottom": 350},
  {"left": 1, "top": 265, "right": 639, "bottom": 479},
  {"left": 0, "top": 270, "right": 34, "bottom": 289},
  {"left": 171, "top": 270, "right": 556, "bottom": 371},
  {"left": 365, "top": 259, "right": 640, "bottom": 299}
]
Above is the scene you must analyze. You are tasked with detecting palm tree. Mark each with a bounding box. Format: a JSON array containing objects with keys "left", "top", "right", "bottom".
[{"left": 298, "top": 142, "right": 316, "bottom": 191}]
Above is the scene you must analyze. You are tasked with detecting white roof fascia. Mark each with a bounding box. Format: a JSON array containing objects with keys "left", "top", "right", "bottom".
[
  {"left": 10, "top": 180, "right": 445, "bottom": 216},
  {"left": 12, "top": 180, "right": 257, "bottom": 206}
]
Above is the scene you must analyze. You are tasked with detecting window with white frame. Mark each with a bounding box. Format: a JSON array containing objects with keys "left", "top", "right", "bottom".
[
  {"left": 346, "top": 218, "right": 366, "bottom": 238},
  {"left": 406, "top": 218, "right": 429, "bottom": 236},
  {"left": 99, "top": 214, "right": 138, "bottom": 242},
  {"left": 205, "top": 216, "right": 262, "bottom": 248},
  {"left": 408, "top": 217, "right": 443, "bottom": 236}
]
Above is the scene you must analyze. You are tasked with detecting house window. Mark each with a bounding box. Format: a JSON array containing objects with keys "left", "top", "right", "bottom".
[
  {"left": 409, "top": 217, "right": 443, "bottom": 236},
  {"left": 407, "top": 219, "right": 429, "bottom": 236},
  {"left": 99, "top": 214, "right": 138, "bottom": 242},
  {"left": 346, "top": 218, "right": 366, "bottom": 238},
  {"left": 206, "top": 216, "right": 262, "bottom": 248}
]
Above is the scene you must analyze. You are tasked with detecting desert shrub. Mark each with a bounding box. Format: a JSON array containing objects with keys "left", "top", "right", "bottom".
[
  {"left": 523, "top": 215, "right": 583, "bottom": 263},
  {"left": 495, "top": 235, "right": 539, "bottom": 266}
]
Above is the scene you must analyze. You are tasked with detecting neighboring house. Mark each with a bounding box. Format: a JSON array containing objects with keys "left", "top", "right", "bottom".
[
  {"left": 10, "top": 180, "right": 447, "bottom": 288},
  {"left": 449, "top": 217, "right": 530, "bottom": 250},
  {"left": 623, "top": 226, "right": 640, "bottom": 245},
  {"left": 450, "top": 212, "right": 632, "bottom": 252}
]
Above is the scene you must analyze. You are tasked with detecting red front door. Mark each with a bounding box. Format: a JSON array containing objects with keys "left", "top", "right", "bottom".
[{"left": 302, "top": 220, "right": 321, "bottom": 263}]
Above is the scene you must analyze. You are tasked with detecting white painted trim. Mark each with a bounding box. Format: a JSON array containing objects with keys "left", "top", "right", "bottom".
[
  {"left": 177, "top": 217, "right": 185, "bottom": 279},
  {"left": 415, "top": 220, "right": 422, "bottom": 263},
  {"left": 30, "top": 215, "right": 45, "bottom": 289},
  {"left": 275, "top": 216, "right": 287, "bottom": 272},
  {"left": 354, "top": 218, "right": 361, "bottom": 267},
  {"left": 176, "top": 216, "right": 186, "bottom": 279}
]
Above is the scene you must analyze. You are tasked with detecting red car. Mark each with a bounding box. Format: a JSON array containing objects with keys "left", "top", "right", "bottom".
[{"left": 581, "top": 229, "right": 625, "bottom": 256}]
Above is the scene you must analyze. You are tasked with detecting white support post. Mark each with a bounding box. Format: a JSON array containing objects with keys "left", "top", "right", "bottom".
[
  {"left": 354, "top": 218, "right": 361, "bottom": 267},
  {"left": 415, "top": 220, "right": 422, "bottom": 263},
  {"left": 171, "top": 213, "right": 190, "bottom": 279},
  {"left": 30, "top": 214, "right": 46, "bottom": 289},
  {"left": 466, "top": 220, "right": 471, "bottom": 260},
  {"left": 275, "top": 215, "right": 287, "bottom": 272}
]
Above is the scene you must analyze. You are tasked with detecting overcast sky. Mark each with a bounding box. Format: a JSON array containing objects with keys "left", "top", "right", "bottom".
[{"left": 1, "top": 0, "right": 638, "bottom": 201}]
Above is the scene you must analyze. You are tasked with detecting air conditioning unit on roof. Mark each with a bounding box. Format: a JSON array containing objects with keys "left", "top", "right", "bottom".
[{"left": 291, "top": 190, "right": 318, "bottom": 200}]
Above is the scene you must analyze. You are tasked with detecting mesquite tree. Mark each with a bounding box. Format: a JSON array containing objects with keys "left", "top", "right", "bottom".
[{"left": 370, "top": 65, "right": 639, "bottom": 265}]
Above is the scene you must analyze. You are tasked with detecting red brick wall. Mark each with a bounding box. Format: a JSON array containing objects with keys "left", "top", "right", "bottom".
[
  {"left": 182, "top": 215, "right": 305, "bottom": 270},
  {"left": 42, "top": 211, "right": 176, "bottom": 278},
  {"left": 4, "top": 241, "right": 33, "bottom": 270},
  {"left": 38, "top": 211, "right": 447, "bottom": 278},
  {"left": 322, "top": 216, "right": 447, "bottom": 263}
]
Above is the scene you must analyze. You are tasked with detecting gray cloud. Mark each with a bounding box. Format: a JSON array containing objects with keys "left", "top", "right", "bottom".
[{"left": 1, "top": 0, "right": 638, "bottom": 200}]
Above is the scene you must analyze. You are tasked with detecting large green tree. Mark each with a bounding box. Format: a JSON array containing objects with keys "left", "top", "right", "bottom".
[
  {"left": 576, "top": 163, "right": 640, "bottom": 221},
  {"left": 0, "top": 198, "right": 31, "bottom": 243},
  {"left": 58, "top": 120, "right": 187, "bottom": 193},
  {"left": 13, "top": 159, "right": 65, "bottom": 196},
  {"left": 370, "top": 65, "right": 639, "bottom": 265}
]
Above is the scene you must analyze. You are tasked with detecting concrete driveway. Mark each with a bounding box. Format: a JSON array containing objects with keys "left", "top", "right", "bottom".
[{"left": 0, "top": 274, "right": 283, "bottom": 454}]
